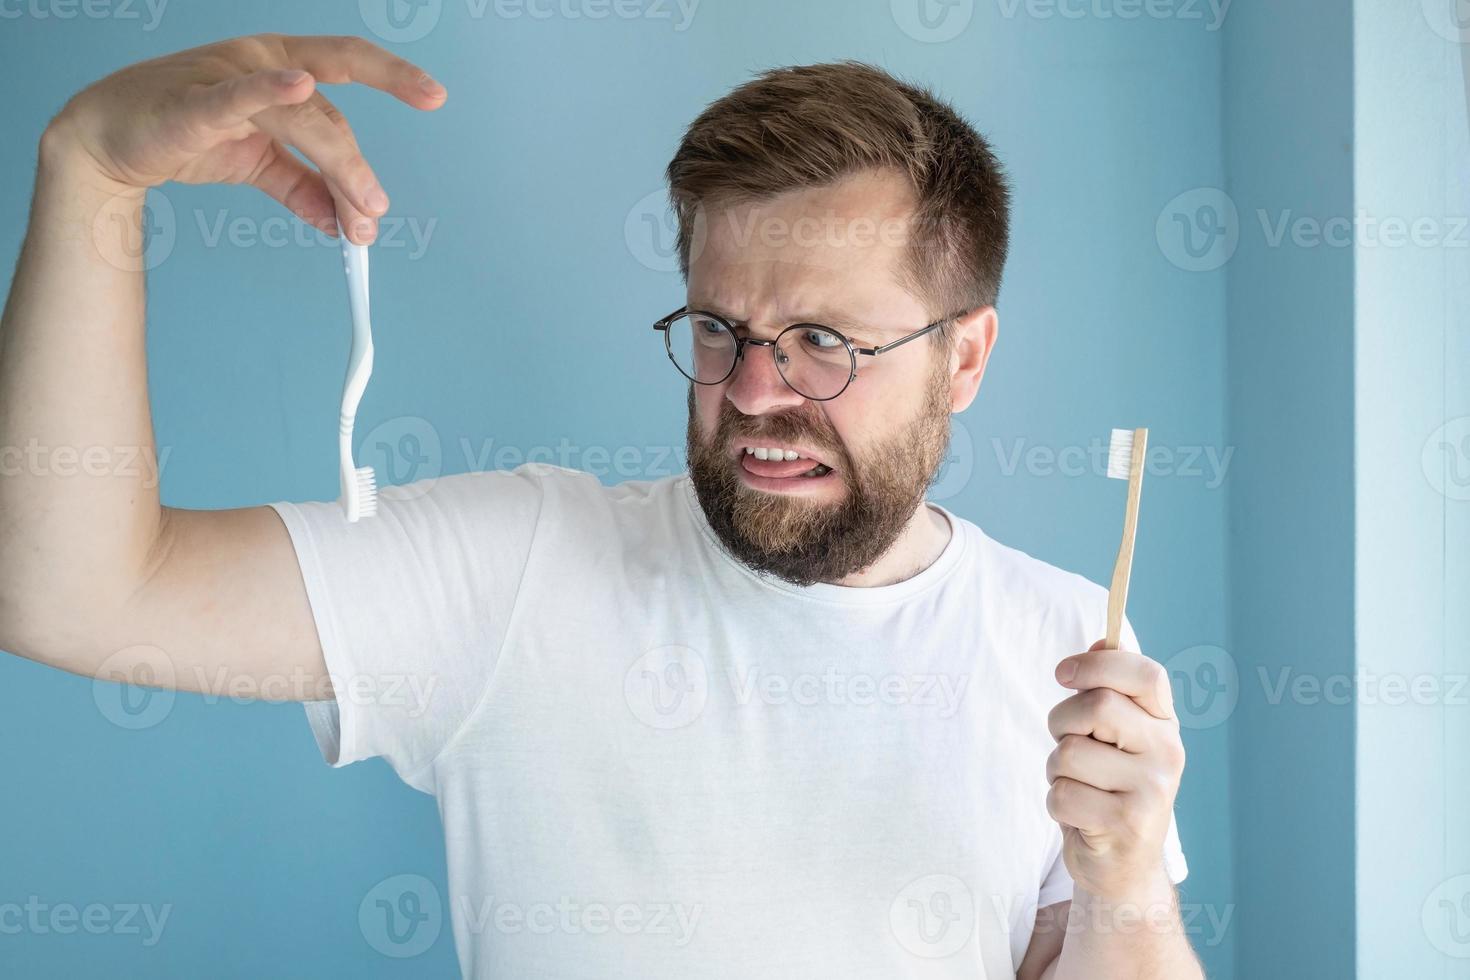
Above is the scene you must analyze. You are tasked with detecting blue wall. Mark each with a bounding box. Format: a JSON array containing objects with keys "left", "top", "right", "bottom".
[
  {"left": 1221, "top": 2, "right": 1357, "bottom": 978},
  {"left": 0, "top": 1, "right": 1233, "bottom": 975},
  {"left": 1353, "top": 3, "right": 1470, "bottom": 977}
]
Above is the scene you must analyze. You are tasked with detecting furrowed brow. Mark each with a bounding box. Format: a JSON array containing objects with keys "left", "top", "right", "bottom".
[{"left": 689, "top": 303, "right": 877, "bottom": 339}]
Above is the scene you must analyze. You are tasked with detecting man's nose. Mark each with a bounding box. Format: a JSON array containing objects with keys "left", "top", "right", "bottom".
[{"left": 724, "top": 342, "right": 808, "bottom": 416}]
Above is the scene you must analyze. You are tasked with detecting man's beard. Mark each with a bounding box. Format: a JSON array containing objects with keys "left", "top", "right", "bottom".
[{"left": 685, "top": 358, "right": 954, "bottom": 587}]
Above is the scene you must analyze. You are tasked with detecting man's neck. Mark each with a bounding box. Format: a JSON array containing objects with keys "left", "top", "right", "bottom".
[{"left": 830, "top": 502, "right": 953, "bottom": 589}]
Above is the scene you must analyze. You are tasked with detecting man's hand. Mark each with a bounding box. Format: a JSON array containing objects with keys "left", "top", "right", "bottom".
[
  {"left": 45, "top": 33, "right": 447, "bottom": 243},
  {"left": 1044, "top": 638, "right": 1185, "bottom": 901}
]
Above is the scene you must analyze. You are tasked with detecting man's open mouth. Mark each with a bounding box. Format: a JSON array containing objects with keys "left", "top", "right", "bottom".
[{"left": 736, "top": 445, "right": 835, "bottom": 480}]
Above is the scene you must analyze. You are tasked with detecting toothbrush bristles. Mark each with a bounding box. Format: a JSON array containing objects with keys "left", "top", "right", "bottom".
[
  {"left": 1106, "top": 428, "right": 1135, "bottom": 480},
  {"left": 356, "top": 465, "right": 378, "bottom": 517}
]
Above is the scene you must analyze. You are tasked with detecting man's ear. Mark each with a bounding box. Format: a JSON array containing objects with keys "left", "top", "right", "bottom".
[{"left": 947, "top": 306, "right": 998, "bottom": 413}]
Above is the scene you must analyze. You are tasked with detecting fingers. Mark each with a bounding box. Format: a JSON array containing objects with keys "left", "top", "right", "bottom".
[
  {"left": 179, "top": 68, "right": 317, "bottom": 143},
  {"left": 1048, "top": 686, "right": 1157, "bottom": 752},
  {"left": 1046, "top": 777, "right": 1122, "bottom": 838},
  {"left": 250, "top": 92, "right": 387, "bottom": 243},
  {"left": 247, "top": 139, "right": 337, "bottom": 234},
  {"left": 188, "top": 69, "right": 317, "bottom": 129},
  {"left": 178, "top": 35, "right": 448, "bottom": 244},
  {"left": 1046, "top": 733, "right": 1138, "bottom": 793},
  {"left": 1056, "top": 645, "right": 1175, "bottom": 721},
  {"left": 276, "top": 34, "right": 447, "bottom": 109}
]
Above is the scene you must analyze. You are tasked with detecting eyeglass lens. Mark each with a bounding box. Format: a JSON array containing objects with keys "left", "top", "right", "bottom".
[{"left": 663, "top": 312, "right": 853, "bottom": 400}]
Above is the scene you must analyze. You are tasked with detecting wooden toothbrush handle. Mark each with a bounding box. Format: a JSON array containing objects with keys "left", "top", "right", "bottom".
[{"left": 1105, "top": 427, "right": 1148, "bottom": 649}]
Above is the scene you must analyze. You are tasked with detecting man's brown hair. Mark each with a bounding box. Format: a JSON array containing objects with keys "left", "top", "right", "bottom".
[{"left": 665, "top": 60, "right": 1012, "bottom": 332}]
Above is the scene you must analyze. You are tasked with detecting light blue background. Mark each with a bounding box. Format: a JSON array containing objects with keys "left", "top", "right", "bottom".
[{"left": 0, "top": 1, "right": 1463, "bottom": 977}]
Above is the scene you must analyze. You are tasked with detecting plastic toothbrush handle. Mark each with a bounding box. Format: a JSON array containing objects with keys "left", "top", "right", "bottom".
[{"left": 338, "top": 222, "right": 374, "bottom": 428}]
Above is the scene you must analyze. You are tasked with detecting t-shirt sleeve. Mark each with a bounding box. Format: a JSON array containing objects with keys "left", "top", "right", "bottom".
[
  {"left": 1035, "top": 613, "right": 1190, "bottom": 908},
  {"left": 266, "top": 465, "right": 546, "bottom": 792}
]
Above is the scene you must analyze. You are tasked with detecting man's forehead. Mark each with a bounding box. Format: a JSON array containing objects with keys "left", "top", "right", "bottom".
[{"left": 684, "top": 172, "right": 929, "bottom": 333}]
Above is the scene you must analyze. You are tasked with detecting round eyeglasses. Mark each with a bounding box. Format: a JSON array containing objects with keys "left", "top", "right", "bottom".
[{"left": 651, "top": 306, "right": 961, "bottom": 401}]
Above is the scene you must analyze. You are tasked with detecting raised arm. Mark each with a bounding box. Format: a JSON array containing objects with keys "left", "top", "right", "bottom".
[{"left": 0, "top": 34, "right": 447, "bottom": 699}]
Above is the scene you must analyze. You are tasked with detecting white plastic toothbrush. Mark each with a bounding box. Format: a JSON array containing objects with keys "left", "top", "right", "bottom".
[
  {"left": 337, "top": 219, "right": 378, "bottom": 522},
  {"left": 1104, "top": 427, "right": 1148, "bottom": 648}
]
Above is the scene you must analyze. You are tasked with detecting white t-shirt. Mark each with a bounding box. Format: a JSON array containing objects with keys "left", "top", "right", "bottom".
[{"left": 267, "top": 464, "right": 1187, "bottom": 979}]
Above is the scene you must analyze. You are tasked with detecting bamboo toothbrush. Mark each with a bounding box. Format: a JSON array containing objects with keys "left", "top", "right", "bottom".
[{"left": 1104, "top": 427, "right": 1148, "bottom": 648}]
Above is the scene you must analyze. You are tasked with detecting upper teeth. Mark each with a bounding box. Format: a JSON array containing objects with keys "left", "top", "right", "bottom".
[{"left": 746, "top": 447, "right": 802, "bottom": 461}]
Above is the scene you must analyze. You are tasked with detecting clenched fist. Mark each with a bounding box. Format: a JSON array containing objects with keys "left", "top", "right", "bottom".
[{"left": 1045, "top": 638, "right": 1186, "bottom": 902}]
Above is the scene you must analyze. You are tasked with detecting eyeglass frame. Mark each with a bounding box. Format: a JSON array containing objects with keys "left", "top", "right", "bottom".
[{"left": 651, "top": 305, "right": 966, "bottom": 402}]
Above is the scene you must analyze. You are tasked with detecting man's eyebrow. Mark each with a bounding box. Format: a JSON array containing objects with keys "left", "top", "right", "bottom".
[{"left": 688, "top": 303, "right": 877, "bottom": 336}]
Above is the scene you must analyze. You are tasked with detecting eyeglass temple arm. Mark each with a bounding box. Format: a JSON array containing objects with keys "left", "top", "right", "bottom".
[
  {"left": 853, "top": 317, "right": 951, "bottom": 357},
  {"left": 653, "top": 306, "right": 690, "bottom": 330}
]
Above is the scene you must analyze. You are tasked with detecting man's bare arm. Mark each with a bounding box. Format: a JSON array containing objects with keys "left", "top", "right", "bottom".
[{"left": 0, "top": 35, "right": 446, "bottom": 699}]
